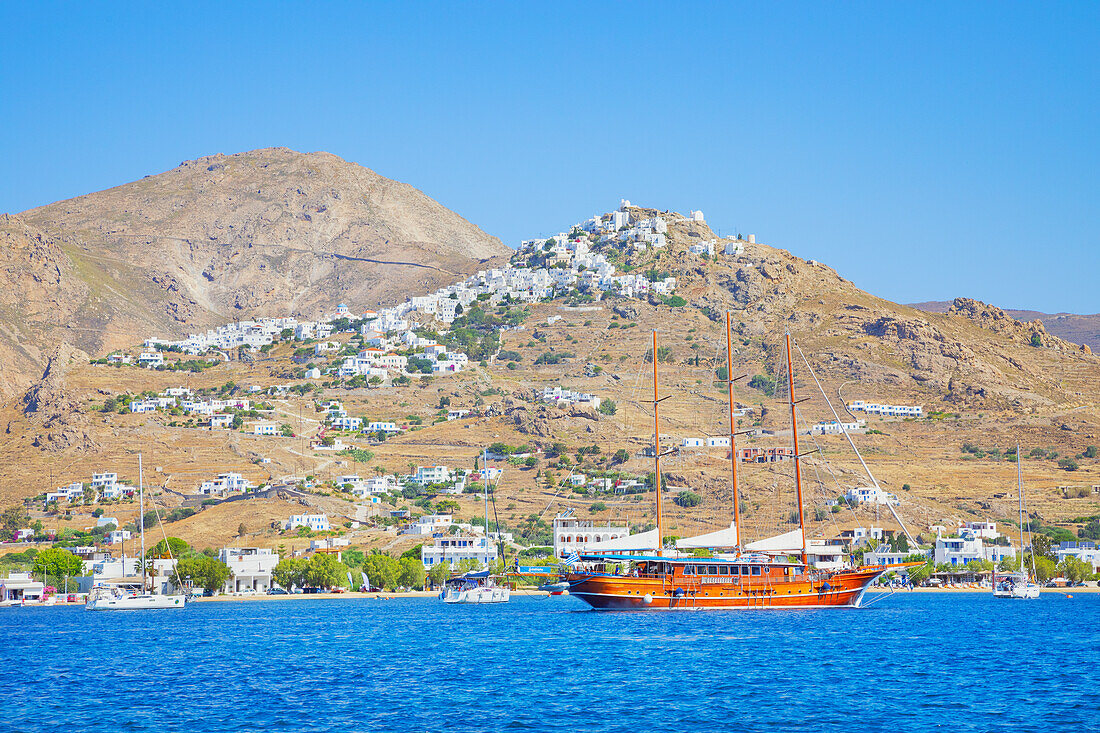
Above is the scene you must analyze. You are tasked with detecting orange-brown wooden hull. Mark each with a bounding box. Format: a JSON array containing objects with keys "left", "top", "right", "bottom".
[{"left": 565, "top": 567, "right": 888, "bottom": 610}]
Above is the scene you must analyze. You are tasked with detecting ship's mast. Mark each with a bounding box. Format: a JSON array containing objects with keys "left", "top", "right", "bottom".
[
  {"left": 138, "top": 453, "right": 146, "bottom": 591},
  {"left": 784, "top": 333, "right": 808, "bottom": 568},
  {"left": 1017, "top": 444, "right": 1024, "bottom": 574},
  {"left": 483, "top": 448, "right": 490, "bottom": 569},
  {"left": 725, "top": 312, "right": 742, "bottom": 548},
  {"left": 651, "top": 330, "right": 664, "bottom": 556}
]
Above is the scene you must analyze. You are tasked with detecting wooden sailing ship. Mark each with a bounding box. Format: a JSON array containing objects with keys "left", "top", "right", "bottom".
[{"left": 563, "top": 319, "right": 917, "bottom": 610}]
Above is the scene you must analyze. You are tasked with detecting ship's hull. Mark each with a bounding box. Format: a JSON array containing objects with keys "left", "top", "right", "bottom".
[{"left": 565, "top": 567, "right": 885, "bottom": 610}]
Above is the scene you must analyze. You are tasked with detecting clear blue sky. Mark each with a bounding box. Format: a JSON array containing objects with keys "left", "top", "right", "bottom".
[{"left": 2, "top": 2, "right": 1097, "bottom": 312}]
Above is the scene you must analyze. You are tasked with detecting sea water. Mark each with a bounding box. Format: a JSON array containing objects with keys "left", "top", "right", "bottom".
[{"left": 1, "top": 592, "right": 1096, "bottom": 732}]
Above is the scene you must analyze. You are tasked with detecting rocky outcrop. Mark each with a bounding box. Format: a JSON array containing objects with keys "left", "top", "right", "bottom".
[{"left": 18, "top": 342, "right": 94, "bottom": 453}]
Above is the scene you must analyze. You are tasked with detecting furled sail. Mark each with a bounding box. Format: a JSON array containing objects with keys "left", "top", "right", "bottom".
[
  {"left": 674, "top": 523, "right": 739, "bottom": 549},
  {"left": 744, "top": 529, "right": 804, "bottom": 553}
]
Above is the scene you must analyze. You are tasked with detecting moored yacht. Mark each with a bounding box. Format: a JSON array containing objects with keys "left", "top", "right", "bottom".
[
  {"left": 564, "top": 325, "right": 917, "bottom": 610},
  {"left": 86, "top": 455, "right": 186, "bottom": 611}
]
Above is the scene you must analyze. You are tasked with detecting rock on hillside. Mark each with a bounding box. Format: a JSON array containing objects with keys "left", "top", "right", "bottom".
[{"left": 0, "top": 148, "right": 510, "bottom": 396}]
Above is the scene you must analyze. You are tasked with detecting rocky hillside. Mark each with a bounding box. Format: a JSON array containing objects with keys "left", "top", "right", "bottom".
[
  {"left": 911, "top": 301, "right": 1100, "bottom": 352},
  {"left": 0, "top": 148, "right": 509, "bottom": 397},
  {"left": 0, "top": 201, "right": 1097, "bottom": 551}
]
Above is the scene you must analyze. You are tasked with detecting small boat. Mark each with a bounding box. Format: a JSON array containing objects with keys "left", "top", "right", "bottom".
[
  {"left": 86, "top": 454, "right": 186, "bottom": 611},
  {"left": 537, "top": 580, "right": 570, "bottom": 595},
  {"left": 440, "top": 571, "right": 510, "bottom": 604},
  {"left": 993, "top": 447, "right": 1041, "bottom": 600}
]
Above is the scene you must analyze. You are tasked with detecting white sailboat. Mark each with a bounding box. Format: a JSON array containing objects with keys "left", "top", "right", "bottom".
[
  {"left": 441, "top": 450, "right": 510, "bottom": 604},
  {"left": 993, "top": 446, "right": 1040, "bottom": 600},
  {"left": 86, "top": 455, "right": 187, "bottom": 610}
]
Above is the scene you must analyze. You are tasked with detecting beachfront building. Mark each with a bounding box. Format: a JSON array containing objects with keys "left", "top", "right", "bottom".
[
  {"left": 553, "top": 513, "right": 631, "bottom": 560},
  {"left": 0, "top": 573, "right": 46, "bottom": 604},
  {"left": 1055, "top": 542, "right": 1100, "bottom": 572},
  {"left": 285, "top": 514, "right": 330, "bottom": 532},
  {"left": 220, "top": 548, "right": 279, "bottom": 593},
  {"left": 420, "top": 534, "right": 497, "bottom": 569}
]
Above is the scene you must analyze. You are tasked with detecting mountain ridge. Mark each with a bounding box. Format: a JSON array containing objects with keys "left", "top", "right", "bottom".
[{"left": 0, "top": 147, "right": 510, "bottom": 396}]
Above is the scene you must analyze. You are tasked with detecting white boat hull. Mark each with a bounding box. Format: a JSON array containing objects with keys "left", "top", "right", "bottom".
[
  {"left": 993, "top": 585, "right": 1040, "bottom": 599},
  {"left": 86, "top": 593, "right": 186, "bottom": 610},
  {"left": 441, "top": 586, "right": 510, "bottom": 604}
]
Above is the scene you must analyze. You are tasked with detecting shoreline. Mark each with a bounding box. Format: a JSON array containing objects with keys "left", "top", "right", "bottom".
[{"left": 7, "top": 585, "right": 1096, "bottom": 608}]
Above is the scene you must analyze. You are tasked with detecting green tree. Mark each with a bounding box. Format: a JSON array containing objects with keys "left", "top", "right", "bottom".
[
  {"left": 146, "top": 537, "right": 189, "bottom": 559},
  {"left": 177, "top": 556, "right": 231, "bottom": 594},
  {"left": 1030, "top": 534, "right": 1056, "bottom": 561},
  {"left": 399, "top": 556, "right": 426, "bottom": 589},
  {"left": 905, "top": 557, "right": 934, "bottom": 586},
  {"left": 305, "top": 553, "right": 347, "bottom": 590},
  {"left": 32, "top": 547, "right": 84, "bottom": 591},
  {"left": 1030, "top": 333, "right": 1042, "bottom": 347},
  {"left": 1058, "top": 556, "right": 1091, "bottom": 584},
  {"left": 1058, "top": 457, "right": 1079, "bottom": 471},
  {"left": 428, "top": 561, "right": 450, "bottom": 588},
  {"left": 1032, "top": 556, "right": 1057, "bottom": 582},
  {"left": 598, "top": 399, "right": 617, "bottom": 416},
  {"left": 675, "top": 490, "right": 702, "bottom": 508},
  {"left": 272, "top": 558, "right": 308, "bottom": 590},
  {"left": 363, "top": 554, "right": 400, "bottom": 591},
  {"left": 1, "top": 506, "right": 30, "bottom": 539},
  {"left": 456, "top": 558, "right": 480, "bottom": 574}
]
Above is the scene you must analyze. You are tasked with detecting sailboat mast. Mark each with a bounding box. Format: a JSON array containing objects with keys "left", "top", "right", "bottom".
[
  {"left": 725, "top": 312, "right": 741, "bottom": 548},
  {"left": 1018, "top": 444, "right": 1024, "bottom": 573},
  {"left": 138, "top": 454, "right": 146, "bottom": 590},
  {"left": 651, "top": 330, "right": 664, "bottom": 556},
  {"left": 483, "top": 448, "right": 489, "bottom": 568},
  {"left": 784, "top": 333, "right": 808, "bottom": 567}
]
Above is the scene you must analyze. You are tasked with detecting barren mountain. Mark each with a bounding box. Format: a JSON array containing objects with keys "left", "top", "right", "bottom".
[
  {"left": 911, "top": 301, "right": 1100, "bottom": 352},
  {"left": 0, "top": 148, "right": 508, "bottom": 397}
]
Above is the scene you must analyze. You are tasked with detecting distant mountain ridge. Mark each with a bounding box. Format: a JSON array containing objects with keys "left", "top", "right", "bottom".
[
  {"left": 910, "top": 301, "right": 1100, "bottom": 351},
  {"left": 0, "top": 147, "right": 509, "bottom": 396}
]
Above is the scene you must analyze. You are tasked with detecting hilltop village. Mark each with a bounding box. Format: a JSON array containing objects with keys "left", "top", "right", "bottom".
[{"left": 2, "top": 201, "right": 1099, "bottom": 602}]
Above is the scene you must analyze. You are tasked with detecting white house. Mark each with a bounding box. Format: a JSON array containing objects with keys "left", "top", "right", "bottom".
[
  {"left": 811, "top": 420, "right": 865, "bottom": 436},
  {"left": 446, "top": 409, "right": 471, "bottom": 421},
  {"left": 845, "top": 486, "right": 899, "bottom": 506},
  {"left": 330, "top": 416, "right": 363, "bottom": 431},
  {"left": 847, "top": 401, "right": 923, "bottom": 418},
  {"left": 365, "top": 421, "right": 399, "bottom": 434},
  {"left": 220, "top": 547, "right": 279, "bottom": 593},
  {"left": 285, "top": 514, "right": 330, "bottom": 532},
  {"left": 401, "top": 514, "right": 454, "bottom": 536},
  {"left": 420, "top": 534, "right": 497, "bottom": 569},
  {"left": 251, "top": 422, "right": 277, "bottom": 436},
  {"left": 138, "top": 352, "right": 164, "bottom": 368},
  {"left": 107, "top": 529, "right": 133, "bottom": 545},
  {"left": 412, "top": 466, "right": 451, "bottom": 485},
  {"left": 553, "top": 514, "right": 631, "bottom": 559}
]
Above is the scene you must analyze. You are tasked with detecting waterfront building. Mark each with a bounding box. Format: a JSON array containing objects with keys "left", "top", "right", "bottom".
[
  {"left": 553, "top": 513, "right": 631, "bottom": 559},
  {"left": 221, "top": 548, "right": 279, "bottom": 593},
  {"left": 421, "top": 534, "right": 496, "bottom": 569}
]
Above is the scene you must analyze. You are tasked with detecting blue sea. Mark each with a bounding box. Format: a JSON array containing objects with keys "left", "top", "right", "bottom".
[{"left": 1, "top": 591, "right": 1097, "bottom": 732}]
